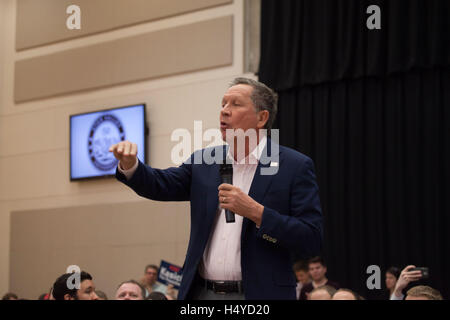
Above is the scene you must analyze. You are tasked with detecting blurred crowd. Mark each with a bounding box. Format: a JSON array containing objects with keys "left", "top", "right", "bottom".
[
  {"left": 2, "top": 264, "right": 177, "bottom": 300},
  {"left": 293, "top": 256, "right": 443, "bottom": 300},
  {"left": 1, "top": 257, "right": 444, "bottom": 300}
]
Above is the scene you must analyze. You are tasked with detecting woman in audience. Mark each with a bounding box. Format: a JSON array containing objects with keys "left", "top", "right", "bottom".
[{"left": 385, "top": 266, "right": 400, "bottom": 299}]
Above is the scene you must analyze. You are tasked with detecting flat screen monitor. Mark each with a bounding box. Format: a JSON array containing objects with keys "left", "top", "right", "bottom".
[{"left": 70, "top": 104, "right": 147, "bottom": 181}]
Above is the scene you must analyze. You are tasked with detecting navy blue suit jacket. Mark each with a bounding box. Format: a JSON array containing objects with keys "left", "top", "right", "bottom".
[{"left": 116, "top": 139, "right": 323, "bottom": 299}]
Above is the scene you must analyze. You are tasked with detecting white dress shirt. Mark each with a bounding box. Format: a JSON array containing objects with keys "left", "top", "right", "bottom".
[{"left": 118, "top": 135, "right": 267, "bottom": 281}]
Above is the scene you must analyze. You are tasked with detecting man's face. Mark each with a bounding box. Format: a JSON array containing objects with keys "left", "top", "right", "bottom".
[
  {"left": 144, "top": 267, "right": 158, "bottom": 285},
  {"left": 309, "top": 263, "right": 327, "bottom": 282},
  {"left": 220, "top": 84, "right": 265, "bottom": 142},
  {"left": 116, "top": 283, "right": 144, "bottom": 300},
  {"left": 76, "top": 279, "right": 98, "bottom": 300},
  {"left": 295, "top": 270, "right": 310, "bottom": 284}
]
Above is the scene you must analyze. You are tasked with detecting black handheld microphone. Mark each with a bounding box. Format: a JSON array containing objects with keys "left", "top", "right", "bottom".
[{"left": 219, "top": 163, "right": 235, "bottom": 223}]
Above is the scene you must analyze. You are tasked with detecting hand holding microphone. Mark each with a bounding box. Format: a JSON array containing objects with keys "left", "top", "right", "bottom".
[
  {"left": 218, "top": 168, "right": 265, "bottom": 226},
  {"left": 219, "top": 163, "right": 235, "bottom": 223}
]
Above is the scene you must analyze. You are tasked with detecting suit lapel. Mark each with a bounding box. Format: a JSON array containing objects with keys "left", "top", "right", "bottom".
[
  {"left": 242, "top": 138, "right": 282, "bottom": 233},
  {"left": 204, "top": 146, "right": 225, "bottom": 232}
]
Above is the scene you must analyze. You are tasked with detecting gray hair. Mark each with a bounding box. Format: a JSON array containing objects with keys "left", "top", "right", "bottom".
[{"left": 230, "top": 77, "right": 278, "bottom": 130}]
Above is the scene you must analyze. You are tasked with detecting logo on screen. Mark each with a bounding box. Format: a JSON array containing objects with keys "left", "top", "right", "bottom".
[{"left": 88, "top": 114, "right": 125, "bottom": 171}]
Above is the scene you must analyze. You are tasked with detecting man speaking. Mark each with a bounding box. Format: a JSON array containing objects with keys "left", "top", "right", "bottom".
[{"left": 109, "top": 78, "right": 323, "bottom": 300}]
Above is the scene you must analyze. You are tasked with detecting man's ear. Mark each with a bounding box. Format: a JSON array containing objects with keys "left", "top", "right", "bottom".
[{"left": 257, "top": 110, "right": 269, "bottom": 129}]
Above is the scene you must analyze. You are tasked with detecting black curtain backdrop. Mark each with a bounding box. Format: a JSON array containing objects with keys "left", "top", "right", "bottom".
[{"left": 259, "top": 0, "right": 450, "bottom": 299}]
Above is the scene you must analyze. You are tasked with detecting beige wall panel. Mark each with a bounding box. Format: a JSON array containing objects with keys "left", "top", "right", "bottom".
[
  {"left": 0, "top": 150, "right": 128, "bottom": 201},
  {"left": 16, "top": 0, "right": 233, "bottom": 50},
  {"left": 0, "top": 108, "right": 66, "bottom": 157},
  {"left": 1, "top": 76, "right": 229, "bottom": 159},
  {"left": 10, "top": 201, "right": 191, "bottom": 299},
  {"left": 14, "top": 16, "right": 233, "bottom": 102},
  {"left": 0, "top": 2, "right": 6, "bottom": 107}
]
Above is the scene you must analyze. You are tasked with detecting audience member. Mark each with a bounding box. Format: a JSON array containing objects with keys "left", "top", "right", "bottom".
[
  {"left": 300, "top": 256, "right": 339, "bottom": 300},
  {"left": 52, "top": 271, "right": 99, "bottom": 300},
  {"left": 116, "top": 280, "right": 145, "bottom": 300},
  {"left": 2, "top": 292, "right": 18, "bottom": 300},
  {"left": 405, "top": 285, "right": 443, "bottom": 300},
  {"left": 140, "top": 264, "right": 167, "bottom": 297},
  {"left": 293, "top": 260, "right": 311, "bottom": 300},
  {"left": 332, "top": 288, "right": 360, "bottom": 300},
  {"left": 382, "top": 266, "right": 400, "bottom": 299},
  {"left": 390, "top": 265, "right": 424, "bottom": 300},
  {"left": 309, "top": 285, "right": 337, "bottom": 300}
]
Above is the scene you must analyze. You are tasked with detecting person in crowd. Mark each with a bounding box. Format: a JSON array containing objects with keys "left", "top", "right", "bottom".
[
  {"left": 300, "top": 256, "right": 339, "bottom": 300},
  {"left": 140, "top": 264, "right": 167, "bottom": 297},
  {"left": 95, "top": 290, "right": 108, "bottom": 300},
  {"left": 2, "top": 292, "right": 18, "bottom": 300},
  {"left": 293, "top": 260, "right": 311, "bottom": 300},
  {"left": 385, "top": 266, "right": 400, "bottom": 299},
  {"left": 332, "top": 288, "right": 361, "bottom": 300},
  {"left": 405, "top": 285, "right": 443, "bottom": 300},
  {"left": 115, "top": 280, "right": 145, "bottom": 300},
  {"left": 52, "top": 271, "right": 99, "bottom": 300},
  {"left": 390, "top": 265, "right": 425, "bottom": 300},
  {"left": 308, "top": 285, "right": 336, "bottom": 300}
]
